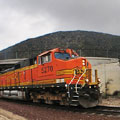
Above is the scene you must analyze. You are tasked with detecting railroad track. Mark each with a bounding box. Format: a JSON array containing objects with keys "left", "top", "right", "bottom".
[
  {"left": 93, "top": 106, "right": 120, "bottom": 116},
  {"left": 0, "top": 98, "right": 120, "bottom": 118}
]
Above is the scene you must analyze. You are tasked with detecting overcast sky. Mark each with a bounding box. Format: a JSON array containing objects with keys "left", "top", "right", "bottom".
[{"left": 0, "top": 0, "right": 120, "bottom": 51}]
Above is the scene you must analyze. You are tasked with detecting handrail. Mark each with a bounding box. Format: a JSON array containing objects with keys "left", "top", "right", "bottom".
[
  {"left": 68, "top": 71, "right": 76, "bottom": 97},
  {"left": 69, "top": 74, "right": 76, "bottom": 86},
  {"left": 75, "top": 69, "right": 86, "bottom": 94}
]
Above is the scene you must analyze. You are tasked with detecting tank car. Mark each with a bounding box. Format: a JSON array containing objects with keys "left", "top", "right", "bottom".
[{"left": 0, "top": 48, "right": 101, "bottom": 108}]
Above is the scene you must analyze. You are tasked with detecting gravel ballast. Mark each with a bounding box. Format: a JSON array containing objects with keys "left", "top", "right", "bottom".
[{"left": 0, "top": 99, "right": 120, "bottom": 120}]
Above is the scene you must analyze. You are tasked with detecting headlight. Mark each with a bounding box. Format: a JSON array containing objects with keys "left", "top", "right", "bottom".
[
  {"left": 98, "top": 78, "right": 101, "bottom": 83},
  {"left": 85, "top": 79, "right": 89, "bottom": 83},
  {"left": 82, "top": 59, "right": 86, "bottom": 66}
]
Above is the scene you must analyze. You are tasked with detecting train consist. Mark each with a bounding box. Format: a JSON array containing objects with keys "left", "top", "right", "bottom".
[{"left": 0, "top": 48, "right": 101, "bottom": 108}]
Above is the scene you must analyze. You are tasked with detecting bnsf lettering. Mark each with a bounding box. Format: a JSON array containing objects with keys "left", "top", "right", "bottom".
[{"left": 41, "top": 66, "right": 53, "bottom": 73}]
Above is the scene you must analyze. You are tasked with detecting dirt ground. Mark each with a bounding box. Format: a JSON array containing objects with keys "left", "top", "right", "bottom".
[
  {"left": 100, "top": 97, "right": 120, "bottom": 107},
  {"left": 0, "top": 108, "right": 26, "bottom": 120},
  {"left": 0, "top": 97, "right": 120, "bottom": 120}
]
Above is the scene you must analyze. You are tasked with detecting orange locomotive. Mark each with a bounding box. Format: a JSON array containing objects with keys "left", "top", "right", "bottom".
[{"left": 0, "top": 48, "right": 101, "bottom": 108}]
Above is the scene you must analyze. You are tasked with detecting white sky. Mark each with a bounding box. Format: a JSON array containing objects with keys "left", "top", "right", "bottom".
[{"left": 0, "top": 0, "right": 120, "bottom": 51}]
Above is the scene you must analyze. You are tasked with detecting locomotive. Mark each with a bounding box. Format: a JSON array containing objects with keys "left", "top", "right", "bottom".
[{"left": 0, "top": 48, "right": 101, "bottom": 108}]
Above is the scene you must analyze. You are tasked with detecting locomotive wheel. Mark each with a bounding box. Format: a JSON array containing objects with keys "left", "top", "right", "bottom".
[{"left": 79, "top": 96, "right": 99, "bottom": 108}]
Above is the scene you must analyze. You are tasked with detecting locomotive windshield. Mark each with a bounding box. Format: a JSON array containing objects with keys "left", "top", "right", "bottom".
[{"left": 55, "top": 52, "right": 71, "bottom": 60}]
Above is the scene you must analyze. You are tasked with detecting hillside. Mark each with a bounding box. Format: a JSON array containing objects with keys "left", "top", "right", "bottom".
[{"left": 0, "top": 30, "right": 120, "bottom": 59}]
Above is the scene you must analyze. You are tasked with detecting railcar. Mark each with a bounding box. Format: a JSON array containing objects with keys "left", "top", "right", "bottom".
[{"left": 0, "top": 48, "right": 101, "bottom": 108}]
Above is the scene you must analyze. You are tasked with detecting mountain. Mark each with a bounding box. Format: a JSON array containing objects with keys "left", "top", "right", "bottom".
[{"left": 0, "top": 30, "right": 120, "bottom": 60}]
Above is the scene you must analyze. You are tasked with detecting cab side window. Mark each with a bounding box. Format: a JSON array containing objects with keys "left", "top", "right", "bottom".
[{"left": 39, "top": 53, "right": 51, "bottom": 64}]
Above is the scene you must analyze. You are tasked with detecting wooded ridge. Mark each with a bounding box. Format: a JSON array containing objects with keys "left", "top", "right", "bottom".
[{"left": 0, "top": 30, "right": 120, "bottom": 59}]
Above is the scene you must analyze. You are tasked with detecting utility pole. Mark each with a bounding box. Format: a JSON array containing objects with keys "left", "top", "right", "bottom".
[{"left": 104, "top": 63, "right": 107, "bottom": 98}]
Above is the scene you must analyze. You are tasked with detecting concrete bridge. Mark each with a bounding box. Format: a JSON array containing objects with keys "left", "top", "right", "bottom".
[
  {"left": 86, "top": 57, "right": 120, "bottom": 96},
  {"left": 0, "top": 58, "right": 28, "bottom": 71}
]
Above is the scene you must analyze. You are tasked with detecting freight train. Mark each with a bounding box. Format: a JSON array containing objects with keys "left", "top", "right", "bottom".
[{"left": 0, "top": 48, "right": 101, "bottom": 108}]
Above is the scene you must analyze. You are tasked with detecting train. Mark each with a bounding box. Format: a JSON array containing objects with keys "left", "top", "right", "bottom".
[{"left": 0, "top": 48, "right": 101, "bottom": 108}]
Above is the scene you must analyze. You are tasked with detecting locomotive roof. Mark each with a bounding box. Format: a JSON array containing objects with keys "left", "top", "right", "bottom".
[
  {"left": 38, "top": 48, "right": 75, "bottom": 57},
  {"left": 38, "top": 48, "right": 60, "bottom": 56}
]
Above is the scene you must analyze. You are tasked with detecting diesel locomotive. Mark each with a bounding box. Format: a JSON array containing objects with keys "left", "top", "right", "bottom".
[{"left": 0, "top": 48, "right": 101, "bottom": 108}]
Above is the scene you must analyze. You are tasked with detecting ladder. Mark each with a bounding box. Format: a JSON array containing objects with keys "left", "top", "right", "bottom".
[{"left": 70, "top": 85, "right": 80, "bottom": 106}]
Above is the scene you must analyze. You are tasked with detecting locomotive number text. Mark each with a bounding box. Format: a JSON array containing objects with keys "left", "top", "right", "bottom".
[{"left": 41, "top": 66, "right": 53, "bottom": 73}]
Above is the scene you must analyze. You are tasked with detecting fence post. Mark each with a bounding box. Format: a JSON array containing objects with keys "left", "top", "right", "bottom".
[
  {"left": 79, "top": 49, "right": 81, "bottom": 56},
  {"left": 94, "top": 49, "right": 96, "bottom": 57},
  {"left": 16, "top": 52, "right": 18, "bottom": 59},
  {"left": 4, "top": 52, "right": 7, "bottom": 59},
  {"left": 106, "top": 50, "right": 109, "bottom": 58}
]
